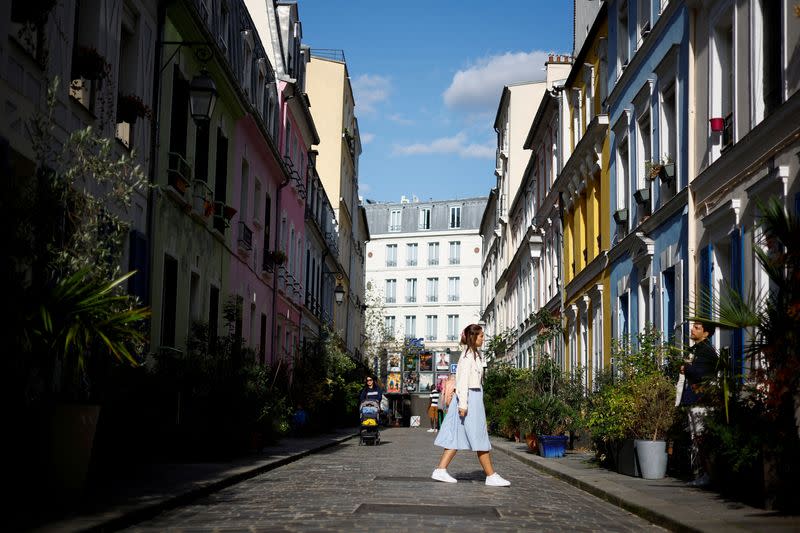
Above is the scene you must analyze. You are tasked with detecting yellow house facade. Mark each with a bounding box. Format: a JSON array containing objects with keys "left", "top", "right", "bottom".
[{"left": 554, "top": 10, "right": 611, "bottom": 391}]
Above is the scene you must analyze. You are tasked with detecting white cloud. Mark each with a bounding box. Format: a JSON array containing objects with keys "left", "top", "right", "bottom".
[
  {"left": 388, "top": 113, "right": 414, "bottom": 125},
  {"left": 351, "top": 74, "right": 391, "bottom": 114},
  {"left": 392, "top": 132, "right": 494, "bottom": 159},
  {"left": 360, "top": 132, "right": 375, "bottom": 144},
  {"left": 443, "top": 50, "right": 550, "bottom": 111}
]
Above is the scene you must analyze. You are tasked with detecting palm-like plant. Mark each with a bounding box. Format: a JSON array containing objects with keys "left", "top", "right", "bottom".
[
  {"left": 35, "top": 268, "right": 150, "bottom": 397},
  {"left": 688, "top": 197, "right": 800, "bottom": 508}
]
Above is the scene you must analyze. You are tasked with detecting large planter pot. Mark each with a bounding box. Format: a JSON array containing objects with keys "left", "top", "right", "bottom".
[
  {"left": 635, "top": 439, "right": 668, "bottom": 479},
  {"left": 616, "top": 438, "right": 641, "bottom": 477},
  {"left": 538, "top": 435, "right": 568, "bottom": 458},
  {"left": 47, "top": 404, "right": 101, "bottom": 496}
]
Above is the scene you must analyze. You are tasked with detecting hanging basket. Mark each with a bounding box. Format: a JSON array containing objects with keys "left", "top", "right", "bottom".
[{"left": 71, "top": 46, "right": 110, "bottom": 81}]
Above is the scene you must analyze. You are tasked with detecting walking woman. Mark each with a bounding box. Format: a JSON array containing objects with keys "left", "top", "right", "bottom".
[{"left": 432, "top": 324, "right": 511, "bottom": 486}]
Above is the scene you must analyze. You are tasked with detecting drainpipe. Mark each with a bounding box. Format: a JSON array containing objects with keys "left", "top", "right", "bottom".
[
  {"left": 144, "top": 0, "right": 167, "bottom": 355},
  {"left": 686, "top": 3, "right": 697, "bottom": 345}
]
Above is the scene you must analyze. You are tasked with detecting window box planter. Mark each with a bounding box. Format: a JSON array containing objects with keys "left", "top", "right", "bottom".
[
  {"left": 661, "top": 162, "right": 675, "bottom": 180},
  {"left": 71, "top": 46, "right": 110, "bottom": 81},
  {"left": 633, "top": 188, "right": 650, "bottom": 205},
  {"left": 117, "top": 93, "right": 152, "bottom": 124}
]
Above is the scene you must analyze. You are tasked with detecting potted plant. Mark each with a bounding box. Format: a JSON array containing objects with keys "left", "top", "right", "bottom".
[
  {"left": 268, "top": 250, "right": 287, "bottom": 265},
  {"left": 630, "top": 372, "right": 676, "bottom": 479},
  {"left": 71, "top": 46, "right": 110, "bottom": 81},
  {"left": 644, "top": 160, "right": 663, "bottom": 180},
  {"left": 117, "top": 93, "right": 153, "bottom": 125}
]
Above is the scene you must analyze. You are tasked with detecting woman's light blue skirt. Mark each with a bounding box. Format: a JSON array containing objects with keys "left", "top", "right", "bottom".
[{"left": 434, "top": 388, "right": 491, "bottom": 451}]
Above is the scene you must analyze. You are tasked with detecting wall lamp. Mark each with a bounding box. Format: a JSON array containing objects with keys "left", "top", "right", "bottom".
[
  {"left": 322, "top": 270, "right": 346, "bottom": 305},
  {"left": 159, "top": 41, "right": 218, "bottom": 125}
]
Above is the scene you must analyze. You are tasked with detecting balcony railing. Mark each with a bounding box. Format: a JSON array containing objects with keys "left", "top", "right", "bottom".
[
  {"left": 405, "top": 296, "right": 416, "bottom": 303},
  {"left": 238, "top": 221, "right": 253, "bottom": 251},
  {"left": 406, "top": 260, "right": 417, "bottom": 266},
  {"left": 385, "top": 296, "right": 396, "bottom": 303},
  {"left": 447, "top": 334, "right": 458, "bottom": 341},
  {"left": 449, "top": 257, "right": 460, "bottom": 265},
  {"left": 428, "top": 259, "right": 439, "bottom": 265},
  {"left": 426, "top": 335, "right": 436, "bottom": 341},
  {"left": 386, "top": 260, "right": 397, "bottom": 267},
  {"left": 388, "top": 224, "right": 401, "bottom": 232},
  {"left": 448, "top": 295, "right": 459, "bottom": 302},
  {"left": 427, "top": 296, "right": 438, "bottom": 302}
]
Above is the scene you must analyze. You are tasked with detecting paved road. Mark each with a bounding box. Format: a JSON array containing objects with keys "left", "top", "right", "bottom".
[{"left": 124, "top": 427, "right": 663, "bottom": 532}]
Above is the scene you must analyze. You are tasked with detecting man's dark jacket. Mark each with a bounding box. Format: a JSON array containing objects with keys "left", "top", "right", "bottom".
[{"left": 680, "top": 338, "right": 718, "bottom": 406}]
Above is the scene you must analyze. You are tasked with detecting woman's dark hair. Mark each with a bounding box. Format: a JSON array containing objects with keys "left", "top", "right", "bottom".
[{"left": 461, "top": 324, "right": 483, "bottom": 353}]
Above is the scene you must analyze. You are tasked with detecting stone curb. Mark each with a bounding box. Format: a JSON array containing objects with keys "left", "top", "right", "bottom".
[
  {"left": 491, "top": 440, "right": 701, "bottom": 533},
  {"left": 68, "top": 432, "right": 358, "bottom": 533}
]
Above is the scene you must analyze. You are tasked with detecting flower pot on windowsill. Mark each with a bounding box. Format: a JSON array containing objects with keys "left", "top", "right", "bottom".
[
  {"left": 709, "top": 117, "right": 725, "bottom": 132},
  {"left": 71, "top": 46, "right": 110, "bottom": 81},
  {"left": 661, "top": 163, "right": 675, "bottom": 181},
  {"left": 634, "top": 188, "right": 650, "bottom": 205},
  {"left": 223, "top": 205, "right": 237, "bottom": 221},
  {"left": 117, "top": 93, "right": 152, "bottom": 125}
]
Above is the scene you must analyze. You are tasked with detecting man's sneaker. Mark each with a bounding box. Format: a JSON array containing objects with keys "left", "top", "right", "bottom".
[
  {"left": 686, "top": 473, "right": 711, "bottom": 488},
  {"left": 431, "top": 469, "right": 457, "bottom": 483},
  {"left": 426, "top": 428, "right": 436, "bottom": 432},
  {"left": 485, "top": 473, "right": 511, "bottom": 486}
]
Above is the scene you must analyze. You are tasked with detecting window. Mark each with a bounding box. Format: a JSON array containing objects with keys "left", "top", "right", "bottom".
[
  {"left": 161, "top": 255, "right": 178, "bottom": 348},
  {"left": 449, "top": 241, "right": 461, "bottom": 265},
  {"left": 638, "top": 276, "right": 651, "bottom": 333},
  {"left": 406, "top": 243, "right": 418, "bottom": 266},
  {"left": 427, "top": 277, "right": 438, "bottom": 302},
  {"left": 635, "top": 110, "right": 651, "bottom": 191},
  {"left": 448, "top": 277, "right": 460, "bottom": 302},
  {"left": 659, "top": 79, "right": 677, "bottom": 202},
  {"left": 617, "top": 0, "right": 630, "bottom": 74},
  {"left": 389, "top": 209, "right": 401, "bottom": 232},
  {"left": 240, "top": 159, "right": 249, "bottom": 222},
  {"left": 616, "top": 134, "right": 630, "bottom": 235},
  {"left": 592, "top": 301, "right": 603, "bottom": 390},
  {"left": 385, "top": 279, "right": 397, "bottom": 303},
  {"left": 405, "top": 315, "right": 417, "bottom": 338},
  {"left": 253, "top": 180, "right": 261, "bottom": 221},
  {"left": 386, "top": 244, "right": 397, "bottom": 267},
  {"left": 428, "top": 242, "right": 439, "bottom": 265},
  {"left": 418, "top": 208, "right": 431, "bottom": 230},
  {"left": 447, "top": 315, "right": 460, "bottom": 341},
  {"left": 426, "top": 315, "right": 438, "bottom": 341},
  {"left": 405, "top": 278, "right": 417, "bottom": 303},
  {"left": 449, "top": 206, "right": 461, "bottom": 228},
  {"left": 637, "top": 0, "right": 651, "bottom": 42},
  {"left": 753, "top": 0, "right": 782, "bottom": 122},
  {"left": 384, "top": 316, "right": 396, "bottom": 339},
  {"left": 711, "top": 11, "right": 734, "bottom": 157}
]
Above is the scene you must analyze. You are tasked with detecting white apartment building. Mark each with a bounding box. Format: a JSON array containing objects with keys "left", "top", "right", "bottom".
[{"left": 364, "top": 196, "right": 486, "bottom": 393}]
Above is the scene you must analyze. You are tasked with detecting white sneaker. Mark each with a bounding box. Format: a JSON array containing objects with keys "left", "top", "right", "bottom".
[
  {"left": 431, "top": 469, "right": 457, "bottom": 483},
  {"left": 426, "top": 428, "right": 436, "bottom": 432},
  {"left": 485, "top": 473, "right": 511, "bottom": 487}
]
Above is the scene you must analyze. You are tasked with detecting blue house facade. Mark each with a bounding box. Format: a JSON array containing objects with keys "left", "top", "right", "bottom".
[{"left": 607, "top": 0, "right": 691, "bottom": 348}]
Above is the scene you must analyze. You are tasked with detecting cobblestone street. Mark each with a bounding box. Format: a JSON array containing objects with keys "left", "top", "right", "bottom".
[{"left": 124, "top": 428, "right": 662, "bottom": 532}]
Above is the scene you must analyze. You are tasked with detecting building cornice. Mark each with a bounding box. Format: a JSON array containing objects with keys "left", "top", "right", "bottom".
[{"left": 555, "top": 114, "right": 609, "bottom": 210}]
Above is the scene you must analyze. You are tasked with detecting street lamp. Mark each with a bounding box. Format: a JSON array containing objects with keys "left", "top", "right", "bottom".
[
  {"left": 334, "top": 282, "right": 345, "bottom": 305},
  {"left": 189, "top": 69, "right": 217, "bottom": 125}
]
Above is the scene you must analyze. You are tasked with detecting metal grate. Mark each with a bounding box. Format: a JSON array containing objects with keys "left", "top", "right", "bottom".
[{"left": 354, "top": 503, "right": 499, "bottom": 518}]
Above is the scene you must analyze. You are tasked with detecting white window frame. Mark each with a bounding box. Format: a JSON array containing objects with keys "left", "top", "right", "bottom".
[
  {"left": 389, "top": 209, "right": 401, "bottom": 232},
  {"left": 406, "top": 243, "right": 418, "bottom": 266},
  {"left": 449, "top": 241, "right": 461, "bottom": 265},
  {"left": 386, "top": 244, "right": 397, "bottom": 267},
  {"left": 418, "top": 207, "right": 431, "bottom": 230},
  {"left": 426, "top": 315, "right": 438, "bottom": 341},
  {"left": 428, "top": 242, "right": 439, "bottom": 265},
  {"left": 427, "top": 277, "right": 438, "bottom": 302},
  {"left": 385, "top": 279, "right": 396, "bottom": 303},
  {"left": 449, "top": 206, "right": 461, "bottom": 228}
]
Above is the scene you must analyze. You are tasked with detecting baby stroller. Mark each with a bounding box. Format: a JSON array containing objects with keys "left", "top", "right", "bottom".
[{"left": 359, "top": 399, "right": 381, "bottom": 445}]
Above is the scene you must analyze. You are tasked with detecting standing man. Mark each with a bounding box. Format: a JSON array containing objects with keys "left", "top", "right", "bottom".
[
  {"left": 427, "top": 386, "right": 440, "bottom": 432},
  {"left": 680, "top": 321, "right": 718, "bottom": 487}
]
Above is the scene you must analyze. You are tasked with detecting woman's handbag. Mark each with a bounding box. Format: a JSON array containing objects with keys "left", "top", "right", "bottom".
[{"left": 675, "top": 373, "right": 686, "bottom": 407}]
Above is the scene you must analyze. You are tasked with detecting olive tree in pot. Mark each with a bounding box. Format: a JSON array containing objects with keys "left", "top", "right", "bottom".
[{"left": 630, "top": 372, "right": 677, "bottom": 479}]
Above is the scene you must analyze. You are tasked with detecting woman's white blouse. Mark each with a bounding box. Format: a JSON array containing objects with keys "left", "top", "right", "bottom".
[{"left": 455, "top": 349, "right": 484, "bottom": 411}]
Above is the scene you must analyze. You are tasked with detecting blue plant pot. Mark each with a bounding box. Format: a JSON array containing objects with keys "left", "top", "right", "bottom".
[{"left": 537, "top": 435, "right": 568, "bottom": 458}]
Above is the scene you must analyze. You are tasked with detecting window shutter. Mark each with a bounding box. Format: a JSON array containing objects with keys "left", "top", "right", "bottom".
[
  {"left": 699, "top": 245, "right": 712, "bottom": 316},
  {"left": 674, "top": 260, "right": 683, "bottom": 346}
]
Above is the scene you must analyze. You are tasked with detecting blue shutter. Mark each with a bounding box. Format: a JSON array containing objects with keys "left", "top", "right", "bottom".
[{"left": 731, "top": 228, "right": 744, "bottom": 380}]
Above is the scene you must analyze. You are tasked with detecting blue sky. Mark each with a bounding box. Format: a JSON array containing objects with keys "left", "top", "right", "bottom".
[{"left": 300, "top": 1, "right": 574, "bottom": 203}]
